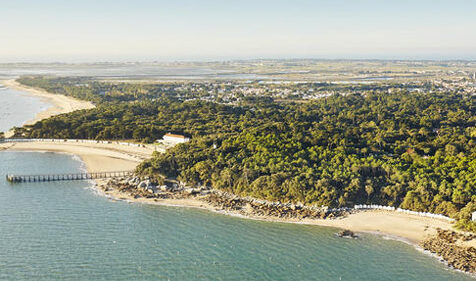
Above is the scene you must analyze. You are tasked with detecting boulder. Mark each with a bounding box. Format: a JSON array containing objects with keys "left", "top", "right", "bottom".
[
  {"left": 145, "top": 183, "right": 157, "bottom": 193},
  {"left": 337, "top": 229, "right": 358, "bottom": 238},
  {"left": 184, "top": 188, "right": 199, "bottom": 195},
  {"left": 128, "top": 177, "right": 140, "bottom": 186},
  {"left": 137, "top": 180, "right": 149, "bottom": 189}
]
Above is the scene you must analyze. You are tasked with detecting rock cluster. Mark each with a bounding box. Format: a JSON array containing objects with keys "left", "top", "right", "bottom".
[
  {"left": 198, "top": 192, "right": 349, "bottom": 219},
  {"left": 98, "top": 176, "right": 476, "bottom": 275},
  {"left": 420, "top": 229, "right": 476, "bottom": 274},
  {"left": 98, "top": 176, "right": 350, "bottom": 221},
  {"left": 98, "top": 177, "right": 213, "bottom": 200}
]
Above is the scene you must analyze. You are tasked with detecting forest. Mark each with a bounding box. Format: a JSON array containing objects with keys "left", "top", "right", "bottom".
[{"left": 14, "top": 77, "right": 476, "bottom": 231}]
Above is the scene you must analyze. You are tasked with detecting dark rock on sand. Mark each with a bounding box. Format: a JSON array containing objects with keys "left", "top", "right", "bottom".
[{"left": 337, "top": 229, "right": 358, "bottom": 238}]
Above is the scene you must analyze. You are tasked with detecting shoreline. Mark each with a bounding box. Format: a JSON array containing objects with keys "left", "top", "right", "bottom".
[
  {"left": 2, "top": 142, "right": 475, "bottom": 276},
  {"left": 83, "top": 183, "right": 474, "bottom": 278},
  {"left": 1, "top": 141, "right": 470, "bottom": 245},
  {"left": 2, "top": 141, "right": 457, "bottom": 245},
  {"left": 0, "top": 141, "right": 154, "bottom": 173},
  {"left": 95, "top": 181, "right": 452, "bottom": 244},
  {"left": 1, "top": 79, "right": 95, "bottom": 137},
  {"left": 95, "top": 178, "right": 476, "bottom": 275},
  {"left": 103, "top": 192, "right": 421, "bottom": 245}
]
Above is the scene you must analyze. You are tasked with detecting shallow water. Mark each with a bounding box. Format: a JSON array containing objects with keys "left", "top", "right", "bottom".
[
  {"left": 0, "top": 151, "right": 473, "bottom": 280},
  {"left": 0, "top": 81, "right": 473, "bottom": 280},
  {"left": 0, "top": 85, "right": 50, "bottom": 133}
]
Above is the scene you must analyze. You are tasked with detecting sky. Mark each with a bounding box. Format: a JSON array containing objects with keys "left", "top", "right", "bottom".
[{"left": 1, "top": 0, "right": 475, "bottom": 62}]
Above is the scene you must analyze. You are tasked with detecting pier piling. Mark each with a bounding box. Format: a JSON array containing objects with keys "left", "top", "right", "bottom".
[{"left": 6, "top": 171, "right": 134, "bottom": 183}]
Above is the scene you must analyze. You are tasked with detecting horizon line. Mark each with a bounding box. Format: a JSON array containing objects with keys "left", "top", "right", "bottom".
[{"left": 2, "top": 57, "right": 476, "bottom": 65}]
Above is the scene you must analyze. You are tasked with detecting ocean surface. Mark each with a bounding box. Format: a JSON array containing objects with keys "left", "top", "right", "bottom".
[
  {"left": 0, "top": 85, "right": 50, "bottom": 133},
  {"left": 0, "top": 88, "right": 474, "bottom": 280},
  {"left": 1, "top": 155, "right": 475, "bottom": 280}
]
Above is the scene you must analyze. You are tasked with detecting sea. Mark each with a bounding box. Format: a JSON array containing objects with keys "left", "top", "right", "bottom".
[
  {"left": 0, "top": 85, "right": 474, "bottom": 280},
  {"left": 0, "top": 85, "right": 50, "bottom": 132}
]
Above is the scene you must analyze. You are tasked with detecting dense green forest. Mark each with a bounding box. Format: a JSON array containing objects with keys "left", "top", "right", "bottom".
[
  {"left": 14, "top": 77, "right": 476, "bottom": 231},
  {"left": 17, "top": 77, "right": 173, "bottom": 103}
]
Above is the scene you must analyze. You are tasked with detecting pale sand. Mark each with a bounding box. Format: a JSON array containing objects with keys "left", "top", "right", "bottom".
[
  {"left": 1, "top": 141, "right": 467, "bottom": 246},
  {"left": 1, "top": 79, "right": 95, "bottom": 137},
  {"left": 0, "top": 141, "right": 155, "bottom": 172},
  {"left": 2, "top": 79, "right": 471, "bottom": 265},
  {"left": 97, "top": 182, "right": 460, "bottom": 245}
]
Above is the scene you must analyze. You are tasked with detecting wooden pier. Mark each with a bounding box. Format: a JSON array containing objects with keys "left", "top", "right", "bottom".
[{"left": 6, "top": 171, "right": 134, "bottom": 183}]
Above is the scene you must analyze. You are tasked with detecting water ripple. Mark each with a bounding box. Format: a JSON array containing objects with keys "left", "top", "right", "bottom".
[{"left": 0, "top": 151, "right": 473, "bottom": 281}]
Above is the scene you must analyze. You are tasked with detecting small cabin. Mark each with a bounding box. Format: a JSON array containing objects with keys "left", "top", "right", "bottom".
[
  {"left": 472, "top": 211, "right": 476, "bottom": 222},
  {"left": 160, "top": 133, "right": 190, "bottom": 144}
]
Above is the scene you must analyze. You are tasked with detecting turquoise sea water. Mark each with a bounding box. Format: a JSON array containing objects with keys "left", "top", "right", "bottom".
[
  {"left": 0, "top": 85, "right": 50, "bottom": 133},
  {"left": 0, "top": 151, "right": 474, "bottom": 281},
  {"left": 0, "top": 86, "right": 474, "bottom": 280}
]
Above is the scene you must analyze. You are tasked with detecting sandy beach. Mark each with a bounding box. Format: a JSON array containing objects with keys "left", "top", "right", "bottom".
[
  {"left": 1, "top": 79, "right": 95, "bottom": 137},
  {"left": 2, "top": 141, "right": 466, "bottom": 247},
  {"left": 0, "top": 80, "right": 464, "bottom": 245},
  {"left": 3, "top": 139, "right": 475, "bottom": 275},
  {"left": 0, "top": 141, "right": 155, "bottom": 172},
  {"left": 93, "top": 175, "right": 473, "bottom": 248},
  {"left": 99, "top": 186, "right": 459, "bottom": 245},
  {"left": 2, "top": 141, "right": 461, "bottom": 246},
  {"left": 98, "top": 183, "right": 476, "bottom": 275}
]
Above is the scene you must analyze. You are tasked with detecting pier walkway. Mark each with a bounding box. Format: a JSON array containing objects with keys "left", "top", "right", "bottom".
[{"left": 6, "top": 171, "right": 134, "bottom": 183}]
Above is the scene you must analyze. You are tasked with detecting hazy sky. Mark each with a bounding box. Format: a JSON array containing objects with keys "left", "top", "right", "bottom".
[{"left": 1, "top": 0, "right": 475, "bottom": 62}]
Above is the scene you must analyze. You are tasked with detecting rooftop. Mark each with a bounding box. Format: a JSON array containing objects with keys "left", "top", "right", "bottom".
[{"left": 164, "top": 133, "right": 187, "bottom": 139}]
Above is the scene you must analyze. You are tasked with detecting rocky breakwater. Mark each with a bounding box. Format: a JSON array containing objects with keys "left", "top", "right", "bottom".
[
  {"left": 420, "top": 229, "right": 476, "bottom": 274},
  {"left": 96, "top": 177, "right": 350, "bottom": 221},
  {"left": 202, "top": 192, "right": 350, "bottom": 220}
]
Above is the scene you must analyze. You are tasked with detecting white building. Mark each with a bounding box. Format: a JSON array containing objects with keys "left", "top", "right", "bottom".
[
  {"left": 472, "top": 211, "right": 476, "bottom": 222},
  {"left": 161, "top": 133, "right": 190, "bottom": 144}
]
